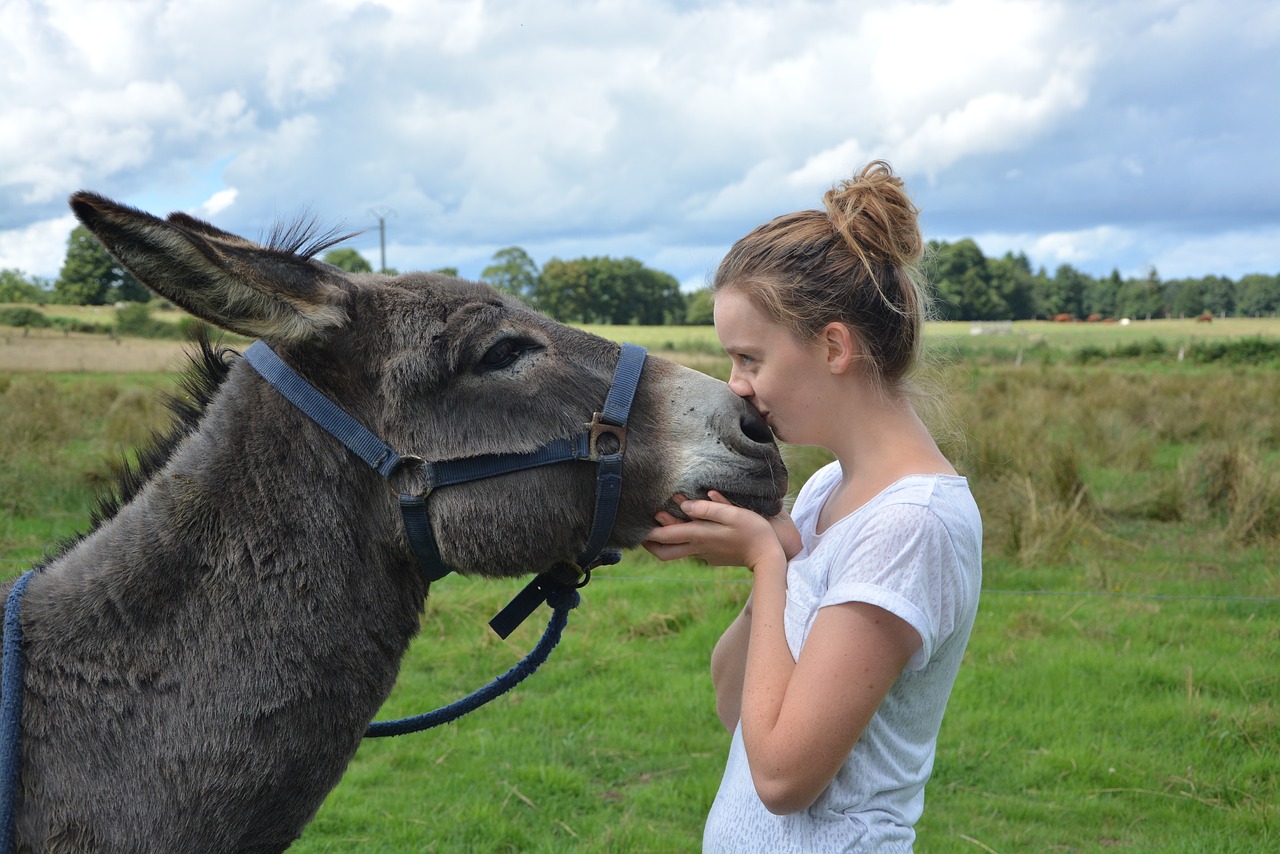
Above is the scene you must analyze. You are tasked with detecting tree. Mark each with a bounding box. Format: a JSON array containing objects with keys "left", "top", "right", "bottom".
[
  {"left": 1236, "top": 274, "right": 1280, "bottom": 317},
  {"left": 927, "top": 239, "right": 1010, "bottom": 320},
  {"left": 1041, "top": 264, "right": 1090, "bottom": 319},
  {"left": 1084, "top": 269, "right": 1123, "bottom": 319},
  {"left": 0, "top": 269, "right": 48, "bottom": 304},
  {"left": 1117, "top": 266, "right": 1163, "bottom": 320},
  {"left": 55, "top": 226, "right": 147, "bottom": 304},
  {"left": 534, "top": 256, "right": 685, "bottom": 325},
  {"left": 685, "top": 287, "right": 714, "bottom": 324},
  {"left": 481, "top": 247, "right": 539, "bottom": 302},
  {"left": 431, "top": 266, "right": 460, "bottom": 277},
  {"left": 630, "top": 265, "right": 685, "bottom": 325},
  {"left": 1201, "top": 275, "right": 1235, "bottom": 317},
  {"left": 987, "top": 252, "right": 1037, "bottom": 320},
  {"left": 1167, "top": 277, "right": 1204, "bottom": 318},
  {"left": 321, "top": 248, "right": 373, "bottom": 273},
  {"left": 535, "top": 257, "right": 591, "bottom": 321}
]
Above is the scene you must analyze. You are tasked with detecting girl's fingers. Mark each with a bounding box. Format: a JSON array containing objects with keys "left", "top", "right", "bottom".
[
  {"left": 642, "top": 539, "right": 695, "bottom": 562},
  {"left": 680, "top": 497, "right": 742, "bottom": 525}
]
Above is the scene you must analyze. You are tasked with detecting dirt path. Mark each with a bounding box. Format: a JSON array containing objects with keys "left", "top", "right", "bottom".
[{"left": 0, "top": 328, "right": 190, "bottom": 373}]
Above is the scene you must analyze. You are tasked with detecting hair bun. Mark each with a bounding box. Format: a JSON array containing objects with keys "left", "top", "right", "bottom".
[{"left": 822, "top": 160, "right": 923, "bottom": 271}]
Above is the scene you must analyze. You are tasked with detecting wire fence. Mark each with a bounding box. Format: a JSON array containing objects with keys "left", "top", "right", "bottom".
[{"left": 3, "top": 558, "right": 1277, "bottom": 604}]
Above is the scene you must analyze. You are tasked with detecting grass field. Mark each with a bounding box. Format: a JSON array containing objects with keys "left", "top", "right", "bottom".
[{"left": 2, "top": 320, "right": 1277, "bottom": 851}]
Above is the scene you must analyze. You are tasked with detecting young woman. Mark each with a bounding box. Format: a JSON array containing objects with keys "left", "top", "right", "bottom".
[{"left": 645, "top": 161, "right": 982, "bottom": 852}]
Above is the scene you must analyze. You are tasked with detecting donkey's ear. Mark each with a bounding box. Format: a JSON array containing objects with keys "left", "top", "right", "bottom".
[{"left": 69, "top": 191, "right": 350, "bottom": 344}]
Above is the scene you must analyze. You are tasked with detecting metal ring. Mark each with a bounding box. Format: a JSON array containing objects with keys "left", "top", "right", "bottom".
[
  {"left": 387, "top": 454, "right": 430, "bottom": 497},
  {"left": 588, "top": 412, "right": 627, "bottom": 459}
]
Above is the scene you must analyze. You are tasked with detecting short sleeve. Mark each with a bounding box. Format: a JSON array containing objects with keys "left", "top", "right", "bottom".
[{"left": 819, "top": 502, "right": 970, "bottom": 671}]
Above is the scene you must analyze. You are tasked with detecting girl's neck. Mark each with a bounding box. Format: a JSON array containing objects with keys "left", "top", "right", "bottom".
[{"left": 816, "top": 391, "right": 955, "bottom": 533}]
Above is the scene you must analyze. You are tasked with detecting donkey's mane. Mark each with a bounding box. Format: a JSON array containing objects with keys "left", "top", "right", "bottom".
[
  {"left": 35, "top": 328, "right": 237, "bottom": 569},
  {"left": 263, "top": 213, "right": 360, "bottom": 260}
]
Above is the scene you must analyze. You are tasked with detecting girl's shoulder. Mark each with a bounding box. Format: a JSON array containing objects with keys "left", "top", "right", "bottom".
[
  {"left": 858, "top": 474, "right": 979, "bottom": 533},
  {"left": 817, "top": 473, "right": 979, "bottom": 544}
]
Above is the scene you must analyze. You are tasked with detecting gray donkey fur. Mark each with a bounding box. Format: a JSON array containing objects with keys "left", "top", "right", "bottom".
[{"left": 1, "top": 193, "right": 786, "bottom": 853}]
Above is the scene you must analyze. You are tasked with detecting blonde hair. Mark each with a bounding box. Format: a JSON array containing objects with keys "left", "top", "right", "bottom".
[{"left": 713, "top": 160, "right": 930, "bottom": 393}]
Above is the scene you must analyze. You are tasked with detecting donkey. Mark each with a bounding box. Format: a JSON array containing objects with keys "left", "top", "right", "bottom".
[{"left": 0, "top": 193, "right": 787, "bottom": 853}]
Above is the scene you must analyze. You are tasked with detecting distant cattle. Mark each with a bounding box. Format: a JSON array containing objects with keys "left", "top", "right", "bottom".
[
  {"left": 1052, "top": 313, "right": 1075, "bottom": 323},
  {"left": 1196, "top": 312, "right": 1213, "bottom": 323}
]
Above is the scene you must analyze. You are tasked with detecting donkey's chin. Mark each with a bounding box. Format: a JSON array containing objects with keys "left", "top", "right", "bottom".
[{"left": 664, "top": 490, "right": 784, "bottom": 520}]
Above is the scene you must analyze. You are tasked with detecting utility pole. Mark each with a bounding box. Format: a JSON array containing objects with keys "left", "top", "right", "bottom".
[{"left": 369, "top": 207, "right": 395, "bottom": 273}]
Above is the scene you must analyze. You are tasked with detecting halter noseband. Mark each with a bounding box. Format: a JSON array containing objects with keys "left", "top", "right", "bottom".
[{"left": 241, "top": 340, "right": 648, "bottom": 638}]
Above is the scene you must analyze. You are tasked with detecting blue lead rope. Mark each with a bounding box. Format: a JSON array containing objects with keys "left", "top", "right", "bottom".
[
  {"left": 366, "top": 586, "right": 579, "bottom": 737},
  {"left": 0, "top": 570, "right": 35, "bottom": 852}
]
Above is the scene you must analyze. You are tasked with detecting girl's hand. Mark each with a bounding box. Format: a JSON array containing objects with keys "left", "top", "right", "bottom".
[{"left": 644, "top": 491, "right": 785, "bottom": 571}]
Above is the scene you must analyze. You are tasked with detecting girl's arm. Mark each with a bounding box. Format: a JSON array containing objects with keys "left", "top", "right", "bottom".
[
  {"left": 709, "top": 594, "right": 752, "bottom": 731},
  {"left": 743, "top": 555, "right": 919, "bottom": 814},
  {"left": 646, "top": 495, "right": 922, "bottom": 815}
]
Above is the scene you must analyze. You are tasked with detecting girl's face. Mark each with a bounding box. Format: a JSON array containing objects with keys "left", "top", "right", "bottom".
[{"left": 714, "top": 288, "right": 829, "bottom": 445}]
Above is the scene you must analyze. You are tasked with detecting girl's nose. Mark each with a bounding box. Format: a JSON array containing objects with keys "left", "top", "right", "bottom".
[{"left": 727, "top": 369, "right": 751, "bottom": 400}]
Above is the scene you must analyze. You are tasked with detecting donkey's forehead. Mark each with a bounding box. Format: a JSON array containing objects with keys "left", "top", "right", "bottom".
[
  {"left": 363, "top": 272, "right": 502, "bottom": 311},
  {"left": 355, "top": 274, "right": 533, "bottom": 334}
]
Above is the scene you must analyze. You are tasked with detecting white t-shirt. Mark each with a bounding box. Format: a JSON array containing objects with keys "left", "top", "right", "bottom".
[{"left": 703, "top": 464, "right": 983, "bottom": 853}]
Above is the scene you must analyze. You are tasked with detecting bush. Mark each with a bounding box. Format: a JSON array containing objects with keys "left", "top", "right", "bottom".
[
  {"left": 1190, "top": 337, "right": 1280, "bottom": 365},
  {"left": 0, "top": 306, "right": 50, "bottom": 328},
  {"left": 115, "top": 303, "right": 182, "bottom": 339},
  {"left": 48, "top": 316, "right": 106, "bottom": 334}
]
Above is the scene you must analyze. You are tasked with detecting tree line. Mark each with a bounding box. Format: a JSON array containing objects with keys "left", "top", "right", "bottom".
[
  {"left": 927, "top": 239, "right": 1280, "bottom": 320},
  {"left": 3, "top": 228, "right": 1277, "bottom": 323}
]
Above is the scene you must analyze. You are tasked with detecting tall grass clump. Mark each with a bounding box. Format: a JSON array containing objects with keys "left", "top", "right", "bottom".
[
  {"left": 1181, "top": 441, "right": 1280, "bottom": 544},
  {"left": 939, "top": 365, "right": 1279, "bottom": 569},
  {"left": 0, "top": 372, "right": 170, "bottom": 558}
]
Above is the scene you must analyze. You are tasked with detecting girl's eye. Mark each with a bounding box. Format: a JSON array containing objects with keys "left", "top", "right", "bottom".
[{"left": 479, "top": 337, "right": 540, "bottom": 372}]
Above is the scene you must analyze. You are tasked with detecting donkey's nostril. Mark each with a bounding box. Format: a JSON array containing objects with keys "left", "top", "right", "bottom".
[{"left": 740, "top": 412, "right": 774, "bottom": 445}]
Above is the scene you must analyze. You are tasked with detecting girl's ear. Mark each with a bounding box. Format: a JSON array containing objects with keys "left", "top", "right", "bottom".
[{"left": 820, "top": 322, "right": 859, "bottom": 374}]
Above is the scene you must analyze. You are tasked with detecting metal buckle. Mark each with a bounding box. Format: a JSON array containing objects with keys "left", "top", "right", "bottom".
[
  {"left": 387, "top": 454, "right": 431, "bottom": 498},
  {"left": 587, "top": 412, "right": 627, "bottom": 460}
]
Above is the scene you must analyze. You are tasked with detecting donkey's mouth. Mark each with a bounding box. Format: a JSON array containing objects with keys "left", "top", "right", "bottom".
[{"left": 719, "top": 490, "right": 785, "bottom": 518}]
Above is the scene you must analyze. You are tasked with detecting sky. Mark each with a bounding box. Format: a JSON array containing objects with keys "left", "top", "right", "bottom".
[{"left": 2, "top": 0, "right": 1278, "bottom": 292}]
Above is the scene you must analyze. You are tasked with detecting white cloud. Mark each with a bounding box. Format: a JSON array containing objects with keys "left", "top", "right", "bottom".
[
  {"left": 895, "top": 72, "right": 1090, "bottom": 175},
  {"left": 0, "top": 215, "right": 78, "bottom": 279},
  {"left": 1150, "top": 226, "right": 1280, "bottom": 280},
  {"left": 964, "top": 224, "right": 1135, "bottom": 271},
  {"left": 199, "top": 188, "right": 239, "bottom": 218},
  {"left": 1027, "top": 226, "right": 1137, "bottom": 267},
  {"left": 788, "top": 140, "right": 873, "bottom": 193}
]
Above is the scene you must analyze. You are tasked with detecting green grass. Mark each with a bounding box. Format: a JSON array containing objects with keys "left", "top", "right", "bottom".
[{"left": 2, "top": 326, "right": 1278, "bottom": 852}]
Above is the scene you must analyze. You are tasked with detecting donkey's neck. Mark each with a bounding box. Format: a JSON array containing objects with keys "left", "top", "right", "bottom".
[{"left": 19, "top": 363, "right": 427, "bottom": 851}]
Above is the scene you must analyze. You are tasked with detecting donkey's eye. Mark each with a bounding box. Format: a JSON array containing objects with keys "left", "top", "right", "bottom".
[{"left": 478, "top": 337, "right": 540, "bottom": 372}]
